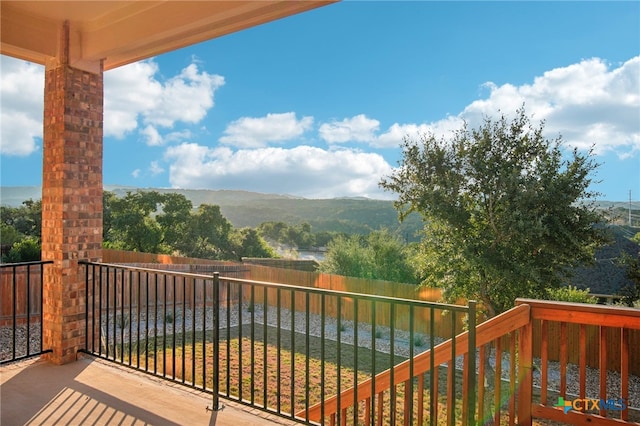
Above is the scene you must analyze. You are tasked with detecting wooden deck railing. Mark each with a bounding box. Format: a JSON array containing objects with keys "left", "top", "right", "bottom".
[
  {"left": 516, "top": 298, "right": 640, "bottom": 426},
  {"left": 299, "top": 304, "right": 531, "bottom": 425},
  {"left": 304, "top": 299, "right": 640, "bottom": 425}
]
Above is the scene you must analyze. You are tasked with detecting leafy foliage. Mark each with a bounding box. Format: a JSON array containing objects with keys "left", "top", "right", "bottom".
[
  {"left": 178, "top": 203, "right": 233, "bottom": 259},
  {"left": 103, "top": 190, "right": 275, "bottom": 261},
  {"left": 1, "top": 200, "right": 42, "bottom": 262},
  {"left": 546, "top": 285, "right": 596, "bottom": 304},
  {"left": 0, "top": 199, "right": 41, "bottom": 239},
  {"left": 230, "top": 227, "right": 277, "bottom": 259},
  {"left": 3, "top": 236, "right": 41, "bottom": 262},
  {"left": 105, "top": 191, "right": 172, "bottom": 253},
  {"left": 380, "top": 107, "right": 607, "bottom": 316},
  {"left": 1, "top": 223, "right": 23, "bottom": 246},
  {"left": 318, "top": 229, "right": 418, "bottom": 283},
  {"left": 257, "top": 221, "right": 336, "bottom": 250}
]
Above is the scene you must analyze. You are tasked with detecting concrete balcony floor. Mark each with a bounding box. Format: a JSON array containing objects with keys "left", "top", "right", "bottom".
[{"left": 1, "top": 356, "right": 299, "bottom": 426}]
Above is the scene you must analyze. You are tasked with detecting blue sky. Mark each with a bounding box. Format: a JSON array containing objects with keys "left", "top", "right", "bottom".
[{"left": 1, "top": 1, "right": 639, "bottom": 201}]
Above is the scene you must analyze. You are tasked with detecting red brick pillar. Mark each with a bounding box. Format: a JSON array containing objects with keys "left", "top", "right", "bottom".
[{"left": 41, "top": 24, "right": 103, "bottom": 364}]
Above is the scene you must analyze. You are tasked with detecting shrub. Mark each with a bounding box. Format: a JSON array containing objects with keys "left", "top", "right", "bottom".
[
  {"left": 413, "top": 335, "right": 425, "bottom": 347},
  {"left": 546, "top": 285, "right": 596, "bottom": 304},
  {"left": 3, "top": 237, "right": 41, "bottom": 263}
]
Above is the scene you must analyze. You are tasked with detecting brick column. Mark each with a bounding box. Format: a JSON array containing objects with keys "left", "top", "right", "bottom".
[{"left": 41, "top": 26, "right": 103, "bottom": 364}]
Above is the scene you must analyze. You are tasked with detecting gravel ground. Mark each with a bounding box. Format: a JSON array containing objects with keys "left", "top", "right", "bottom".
[{"left": 3, "top": 303, "right": 638, "bottom": 410}]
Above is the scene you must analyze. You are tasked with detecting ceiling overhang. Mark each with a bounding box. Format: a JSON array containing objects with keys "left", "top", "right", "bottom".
[{"left": 1, "top": 1, "right": 336, "bottom": 72}]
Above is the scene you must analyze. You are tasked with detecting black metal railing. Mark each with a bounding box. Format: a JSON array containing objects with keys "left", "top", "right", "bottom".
[
  {"left": 0, "top": 260, "right": 53, "bottom": 364},
  {"left": 80, "top": 261, "right": 476, "bottom": 425}
]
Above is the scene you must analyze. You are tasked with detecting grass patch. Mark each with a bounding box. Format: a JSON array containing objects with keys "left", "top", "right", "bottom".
[{"left": 110, "top": 326, "right": 528, "bottom": 425}]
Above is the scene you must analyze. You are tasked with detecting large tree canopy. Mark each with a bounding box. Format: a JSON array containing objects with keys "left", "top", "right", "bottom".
[
  {"left": 380, "top": 107, "right": 607, "bottom": 316},
  {"left": 103, "top": 190, "right": 275, "bottom": 261}
]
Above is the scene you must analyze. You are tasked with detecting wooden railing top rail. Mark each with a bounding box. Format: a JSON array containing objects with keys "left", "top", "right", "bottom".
[
  {"left": 516, "top": 298, "right": 640, "bottom": 329},
  {"left": 300, "top": 304, "right": 531, "bottom": 420}
]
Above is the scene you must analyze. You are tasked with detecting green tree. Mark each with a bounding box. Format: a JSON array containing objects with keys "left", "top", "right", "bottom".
[
  {"left": 104, "top": 191, "right": 251, "bottom": 261},
  {"left": 180, "top": 204, "right": 234, "bottom": 259},
  {"left": 319, "top": 234, "right": 374, "bottom": 279},
  {"left": 102, "top": 191, "right": 118, "bottom": 242},
  {"left": 546, "top": 285, "right": 596, "bottom": 304},
  {"left": 258, "top": 221, "right": 289, "bottom": 241},
  {"left": 230, "top": 227, "right": 277, "bottom": 259},
  {"left": 1, "top": 199, "right": 42, "bottom": 238},
  {"left": 1, "top": 199, "right": 43, "bottom": 262},
  {"left": 257, "top": 221, "right": 329, "bottom": 249},
  {"left": 319, "top": 229, "right": 417, "bottom": 283},
  {"left": 3, "top": 237, "right": 41, "bottom": 262},
  {"left": 1, "top": 223, "right": 23, "bottom": 247},
  {"left": 104, "top": 191, "right": 168, "bottom": 253},
  {"left": 155, "top": 192, "right": 193, "bottom": 249},
  {"left": 380, "top": 107, "right": 607, "bottom": 317}
]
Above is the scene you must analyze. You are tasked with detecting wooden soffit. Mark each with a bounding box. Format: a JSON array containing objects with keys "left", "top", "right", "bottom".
[{"left": 1, "top": 1, "right": 336, "bottom": 72}]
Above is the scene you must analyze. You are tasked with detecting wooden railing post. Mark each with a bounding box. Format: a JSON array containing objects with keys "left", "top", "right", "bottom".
[
  {"left": 517, "top": 310, "right": 533, "bottom": 426},
  {"left": 467, "top": 300, "right": 477, "bottom": 426}
]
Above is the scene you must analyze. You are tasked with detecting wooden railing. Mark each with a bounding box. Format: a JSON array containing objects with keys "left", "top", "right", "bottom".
[
  {"left": 299, "top": 304, "right": 530, "bottom": 425},
  {"left": 304, "top": 300, "right": 640, "bottom": 425},
  {"left": 517, "top": 298, "right": 640, "bottom": 426}
]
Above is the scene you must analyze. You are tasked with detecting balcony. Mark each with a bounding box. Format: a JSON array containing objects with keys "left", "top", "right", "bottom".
[{"left": 1, "top": 257, "right": 639, "bottom": 425}]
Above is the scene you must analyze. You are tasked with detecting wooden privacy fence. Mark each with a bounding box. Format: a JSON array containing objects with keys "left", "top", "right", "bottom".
[
  {"left": 83, "top": 263, "right": 245, "bottom": 310},
  {"left": 102, "top": 251, "right": 462, "bottom": 338},
  {"left": 0, "top": 263, "right": 49, "bottom": 326},
  {"left": 242, "top": 263, "right": 464, "bottom": 340},
  {"left": 103, "top": 249, "right": 228, "bottom": 265}
]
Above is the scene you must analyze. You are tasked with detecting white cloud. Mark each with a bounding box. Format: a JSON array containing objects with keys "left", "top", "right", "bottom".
[
  {"left": 319, "top": 114, "right": 380, "bottom": 144},
  {"left": 164, "top": 143, "right": 393, "bottom": 199},
  {"left": 376, "top": 123, "right": 432, "bottom": 148},
  {"left": 318, "top": 115, "right": 462, "bottom": 149},
  {"left": 140, "top": 125, "right": 163, "bottom": 146},
  {"left": 139, "top": 127, "right": 193, "bottom": 147},
  {"left": 321, "top": 57, "right": 640, "bottom": 159},
  {"left": 131, "top": 162, "right": 164, "bottom": 179},
  {"left": 219, "top": 112, "right": 313, "bottom": 148},
  {"left": 0, "top": 57, "right": 222, "bottom": 156},
  {"left": 148, "top": 64, "right": 224, "bottom": 128},
  {"left": 0, "top": 57, "right": 44, "bottom": 156},
  {"left": 104, "top": 60, "right": 224, "bottom": 139},
  {"left": 456, "top": 56, "right": 640, "bottom": 157},
  {"left": 165, "top": 130, "right": 193, "bottom": 144},
  {"left": 104, "top": 61, "right": 162, "bottom": 138},
  {"left": 149, "top": 161, "right": 164, "bottom": 176}
]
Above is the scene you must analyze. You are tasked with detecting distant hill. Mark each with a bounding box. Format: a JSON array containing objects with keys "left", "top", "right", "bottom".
[
  {"left": 0, "top": 185, "right": 424, "bottom": 241},
  {"left": 0, "top": 186, "right": 42, "bottom": 207}
]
